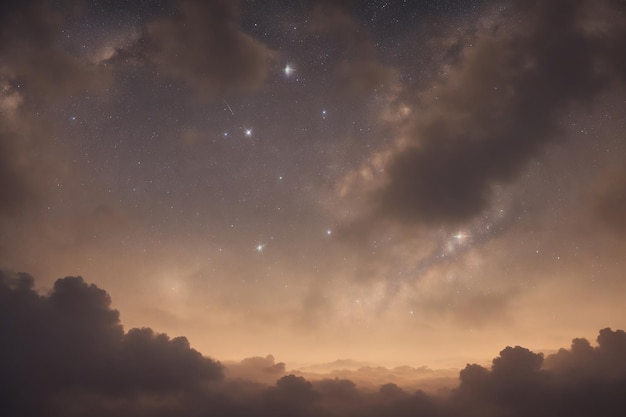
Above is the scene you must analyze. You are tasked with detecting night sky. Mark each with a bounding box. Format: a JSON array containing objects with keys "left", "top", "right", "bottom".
[{"left": 2, "top": 0, "right": 626, "bottom": 379}]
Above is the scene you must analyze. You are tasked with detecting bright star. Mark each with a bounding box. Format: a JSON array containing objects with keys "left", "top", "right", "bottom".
[
  {"left": 256, "top": 243, "right": 265, "bottom": 253},
  {"left": 326, "top": 229, "right": 332, "bottom": 236},
  {"left": 245, "top": 128, "right": 253, "bottom": 137},
  {"left": 284, "top": 64, "right": 294, "bottom": 76}
]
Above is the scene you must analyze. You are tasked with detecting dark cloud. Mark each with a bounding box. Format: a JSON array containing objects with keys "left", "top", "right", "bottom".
[
  {"left": 143, "top": 0, "right": 275, "bottom": 95},
  {"left": 2, "top": 271, "right": 626, "bottom": 416},
  {"left": 594, "top": 169, "right": 626, "bottom": 234},
  {"left": 256, "top": 374, "right": 323, "bottom": 417},
  {"left": 0, "top": 0, "right": 111, "bottom": 97},
  {"left": 0, "top": 271, "right": 222, "bottom": 416},
  {"left": 0, "top": 0, "right": 110, "bottom": 229},
  {"left": 544, "top": 328, "right": 626, "bottom": 379},
  {"left": 375, "top": 0, "right": 626, "bottom": 226},
  {"left": 315, "top": 377, "right": 359, "bottom": 399},
  {"left": 310, "top": 0, "right": 397, "bottom": 96},
  {"left": 0, "top": 91, "right": 62, "bottom": 235},
  {"left": 0, "top": 125, "right": 39, "bottom": 219},
  {"left": 454, "top": 329, "right": 626, "bottom": 417}
]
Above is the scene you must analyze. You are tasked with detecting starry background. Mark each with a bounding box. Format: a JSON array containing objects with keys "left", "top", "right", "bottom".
[{"left": 1, "top": 0, "right": 626, "bottom": 368}]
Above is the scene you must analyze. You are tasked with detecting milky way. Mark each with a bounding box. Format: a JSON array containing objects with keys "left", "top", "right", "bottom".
[{"left": 1, "top": 0, "right": 626, "bottom": 367}]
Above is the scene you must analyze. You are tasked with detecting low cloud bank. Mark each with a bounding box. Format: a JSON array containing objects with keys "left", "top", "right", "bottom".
[{"left": 1, "top": 271, "right": 625, "bottom": 417}]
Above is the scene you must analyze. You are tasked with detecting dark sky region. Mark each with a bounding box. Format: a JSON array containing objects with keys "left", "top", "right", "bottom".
[{"left": 1, "top": 0, "right": 626, "bottom": 414}]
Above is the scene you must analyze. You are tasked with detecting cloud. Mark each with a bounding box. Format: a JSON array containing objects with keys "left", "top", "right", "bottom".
[
  {"left": 0, "top": 122, "right": 39, "bottom": 219},
  {"left": 0, "top": 271, "right": 222, "bottom": 416},
  {"left": 224, "top": 354, "right": 287, "bottom": 384},
  {"left": 368, "top": 0, "right": 626, "bottom": 227},
  {"left": 0, "top": 82, "right": 62, "bottom": 228},
  {"left": 142, "top": 0, "right": 275, "bottom": 96},
  {"left": 594, "top": 168, "right": 626, "bottom": 234},
  {"left": 0, "top": 0, "right": 111, "bottom": 97},
  {"left": 544, "top": 328, "right": 626, "bottom": 379},
  {"left": 2, "top": 271, "right": 626, "bottom": 416},
  {"left": 0, "top": 0, "right": 112, "bottom": 228},
  {"left": 297, "top": 363, "right": 458, "bottom": 394},
  {"left": 310, "top": 0, "right": 397, "bottom": 96},
  {"left": 454, "top": 328, "right": 626, "bottom": 417},
  {"left": 315, "top": 377, "right": 359, "bottom": 400}
]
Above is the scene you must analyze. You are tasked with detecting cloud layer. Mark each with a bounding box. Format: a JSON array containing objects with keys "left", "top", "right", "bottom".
[{"left": 2, "top": 271, "right": 626, "bottom": 417}]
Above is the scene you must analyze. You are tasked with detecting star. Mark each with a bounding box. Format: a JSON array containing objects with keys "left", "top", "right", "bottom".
[
  {"left": 454, "top": 232, "right": 468, "bottom": 242},
  {"left": 284, "top": 64, "right": 294, "bottom": 77},
  {"left": 256, "top": 243, "right": 266, "bottom": 253},
  {"left": 245, "top": 128, "right": 253, "bottom": 137}
]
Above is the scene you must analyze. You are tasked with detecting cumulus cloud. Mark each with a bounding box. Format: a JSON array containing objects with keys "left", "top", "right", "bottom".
[
  {"left": 0, "top": 271, "right": 222, "bottom": 416},
  {"left": 544, "top": 328, "right": 626, "bottom": 378},
  {"left": 454, "top": 329, "right": 626, "bottom": 417},
  {"left": 224, "top": 354, "right": 287, "bottom": 384},
  {"left": 142, "top": 0, "right": 275, "bottom": 95},
  {"left": 2, "top": 271, "right": 626, "bottom": 417},
  {"left": 369, "top": 0, "right": 626, "bottom": 226}
]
